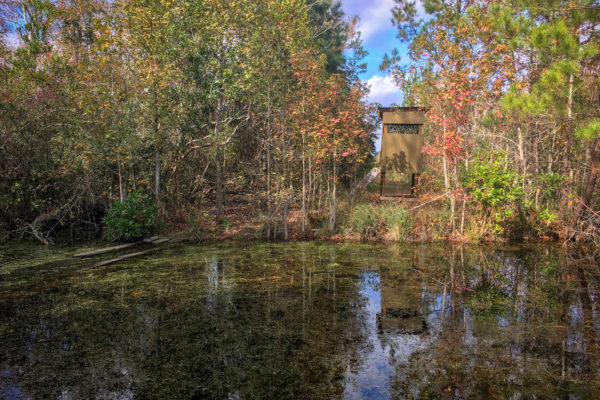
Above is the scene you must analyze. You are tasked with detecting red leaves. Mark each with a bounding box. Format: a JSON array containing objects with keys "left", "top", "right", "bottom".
[{"left": 280, "top": 50, "right": 370, "bottom": 179}]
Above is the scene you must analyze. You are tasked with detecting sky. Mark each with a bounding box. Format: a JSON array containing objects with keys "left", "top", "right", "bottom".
[{"left": 341, "top": 0, "right": 406, "bottom": 107}]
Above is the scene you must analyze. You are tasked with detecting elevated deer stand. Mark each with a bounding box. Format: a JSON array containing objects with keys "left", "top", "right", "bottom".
[{"left": 378, "top": 107, "right": 429, "bottom": 198}]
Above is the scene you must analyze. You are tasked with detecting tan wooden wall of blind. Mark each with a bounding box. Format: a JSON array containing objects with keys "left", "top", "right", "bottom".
[{"left": 380, "top": 111, "right": 424, "bottom": 174}]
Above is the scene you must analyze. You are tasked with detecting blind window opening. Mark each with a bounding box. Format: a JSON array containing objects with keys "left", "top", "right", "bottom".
[{"left": 387, "top": 124, "right": 419, "bottom": 134}]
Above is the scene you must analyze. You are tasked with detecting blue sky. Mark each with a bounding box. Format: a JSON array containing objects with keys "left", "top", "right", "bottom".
[{"left": 341, "top": 0, "right": 408, "bottom": 106}]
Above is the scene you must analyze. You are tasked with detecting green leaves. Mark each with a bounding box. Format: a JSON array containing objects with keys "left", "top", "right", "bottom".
[
  {"left": 576, "top": 119, "right": 600, "bottom": 140},
  {"left": 465, "top": 152, "right": 523, "bottom": 209},
  {"left": 530, "top": 20, "right": 579, "bottom": 58},
  {"left": 103, "top": 190, "right": 158, "bottom": 241},
  {"left": 502, "top": 86, "right": 547, "bottom": 116}
]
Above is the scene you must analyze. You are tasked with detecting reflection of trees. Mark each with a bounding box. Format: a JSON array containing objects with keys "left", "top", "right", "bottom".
[
  {"left": 387, "top": 246, "right": 600, "bottom": 399},
  {"left": 0, "top": 243, "right": 371, "bottom": 399},
  {"left": 1, "top": 244, "right": 599, "bottom": 399}
]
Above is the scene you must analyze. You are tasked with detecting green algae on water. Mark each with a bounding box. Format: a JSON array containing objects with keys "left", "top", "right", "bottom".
[{"left": 0, "top": 241, "right": 599, "bottom": 399}]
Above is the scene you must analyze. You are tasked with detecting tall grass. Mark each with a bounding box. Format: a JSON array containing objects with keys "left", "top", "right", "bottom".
[{"left": 344, "top": 203, "right": 412, "bottom": 241}]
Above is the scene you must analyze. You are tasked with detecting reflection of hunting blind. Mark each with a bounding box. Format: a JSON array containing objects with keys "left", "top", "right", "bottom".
[
  {"left": 376, "top": 270, "right": 428, "bottom": 334},
  {"left": 377, "top": 107, "right": 429, "bottom": 197}
]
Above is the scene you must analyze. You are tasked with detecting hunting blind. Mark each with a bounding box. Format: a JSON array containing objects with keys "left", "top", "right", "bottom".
[{"left": 377, "top": 107, "right": 429, "bottom": 197}]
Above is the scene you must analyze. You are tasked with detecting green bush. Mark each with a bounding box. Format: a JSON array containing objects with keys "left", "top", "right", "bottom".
[
  {"left": 465, "top": 152, "right": 524, "bottom": 237},
  {"left": 103, "top": 191, "right": 158, "bottom": 241},
  {"left": 465, "top": 152, "right": 523, "bottom": 209}
]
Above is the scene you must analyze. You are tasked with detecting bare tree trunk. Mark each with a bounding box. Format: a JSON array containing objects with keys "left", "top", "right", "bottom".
[
  {"left": 460, "top": 198, "right": 466, "bottom": 234},
  {"left": 443, "top": 150, "right": 455, "bottom": 233},
  {"left": 155, "top": 148, "right": 161, "bottom": 205},
  {"left": 329, "top": 131, "right": 337, "bottom": 232},
  {"left": 308, "top": 154, "right": 313, "bottom": 213},
  {"left": 517, "top": 125, "right": 526, "bottom": 196},
  {"left": 562, "top": 74, "right": 575, "bottom": 204},
  {"left": 329, "top": 177, "right": 336, "bottom": 232},
  {"left": 452, "top": 164, "right": 459, "bottom": 234},
  {"left": 215, "top": 148, "right": 224, "bottom": 223},
  {"left": 318, "top": 174, "right": 322, "bottom": 212},
  {"left": 567, "top": 73, "right": 574, "bottom": 180},
  {"left": 117, "top": 154, "right": 124, "bottom": 202},
  {"left": 153, "top": 79, "right": 161, "bottom": 206},
  {"left": 302, "top": 131, "right": 307, "bottom": 235},
  {"left": 213, "top": 94, "right": 224, "bottom": 223},
  {"left": 284, "top": 203, "right": 289, "bottom": 240}
]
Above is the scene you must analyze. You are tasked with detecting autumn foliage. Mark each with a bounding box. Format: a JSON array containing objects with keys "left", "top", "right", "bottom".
[{"left": 0, "top": 0, "right": 374, "bottom": 242}]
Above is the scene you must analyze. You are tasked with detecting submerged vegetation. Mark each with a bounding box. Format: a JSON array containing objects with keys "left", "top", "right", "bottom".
[
  {"left": 1, "top": 241, "right": 599, "bottom": 398},
  {"left": 1, "top": 3, "right": 599, "bottom": 397}
]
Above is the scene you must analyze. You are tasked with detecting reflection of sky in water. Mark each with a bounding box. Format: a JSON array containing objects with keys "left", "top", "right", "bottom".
[
  {"left": 343, "top": 272, "right": 391, "bottom": 399},
  {"left": 1, "top": 243, "right": 599, "bottom": 398},
  {"left": 497, "top": 316, "right": 510, "bottom": 327},
  {"left": 0, "top": 369, "right": 27, "bottom": 400},
  {"left": 0, "top": 385, "right": 27, "bottom": 400},
  {"left": 343, "top": 272, "right": 433, "bottom": 400},
  {"left": 567, "top": 303, "right": 586, "bottom": 352},
  {"left": 570, "top": 303, "right": 583, "bottom": 325}
]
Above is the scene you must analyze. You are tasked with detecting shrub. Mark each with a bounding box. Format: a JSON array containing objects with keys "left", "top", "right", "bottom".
[
  {"left": 103, "top": 191, "right": 158, "bottom": 241},
  {"left": 465, "top": 152, "right": 523, "bottom": 209},
  {"left": 465, "top": 152, "right": 524, "bottom": 236}
]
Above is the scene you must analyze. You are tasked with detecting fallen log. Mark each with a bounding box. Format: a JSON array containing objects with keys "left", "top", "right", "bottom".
[
  {"left": 351, "top": 167, "right": 380, "bottom": 197},
  {"left": 74, "top": 241, "right": 144, "bottom": 258},
  {"left": 150, "top": 238, "right": 171, "bottom": 245},
  {"left": 74, "top": 236, "right": 163, "bottom": 258},
  {"left": 90, "top": 248, "right": 159, "bottom": 269}
]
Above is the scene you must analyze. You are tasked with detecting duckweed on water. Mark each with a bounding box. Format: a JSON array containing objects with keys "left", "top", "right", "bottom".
[{"left": 0, "top": 241, "right": 599, "bottom": 399}]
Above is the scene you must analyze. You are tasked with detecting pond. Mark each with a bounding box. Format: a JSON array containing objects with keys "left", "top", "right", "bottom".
[{"left": 0, "top": 241, "right": 599, "bottom": 399}]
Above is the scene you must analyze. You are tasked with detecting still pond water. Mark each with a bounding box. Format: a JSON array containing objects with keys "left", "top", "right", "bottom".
[{"left": 1, "top": 241, "right": 599, "bottom": 399}]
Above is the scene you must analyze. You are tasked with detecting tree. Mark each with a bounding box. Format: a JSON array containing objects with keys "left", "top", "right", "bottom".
[{"left": 384, "top": 0, "right": 600, "bottom": 240}]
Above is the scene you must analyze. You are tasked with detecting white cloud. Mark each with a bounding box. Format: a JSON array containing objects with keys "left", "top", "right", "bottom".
[
  {"left": 4, "top": 32, "right": 21, "bottom": 49},
  {"left": 342, "top": 0, "right": 427, "bottom": 45},
  {"left": 365, "top": 74, "right": 402, "bottom": 105},
  {"left": 342, "top": 0, "right": 396, "bottom": 43}
]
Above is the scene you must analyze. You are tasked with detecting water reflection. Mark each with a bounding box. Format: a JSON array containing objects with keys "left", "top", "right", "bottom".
[
  {"left": 343, "top": 272, "right": 433, "bottom": 400},
  {"left": 0, "top": 242, "right": 599, "bottom": 399}
]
